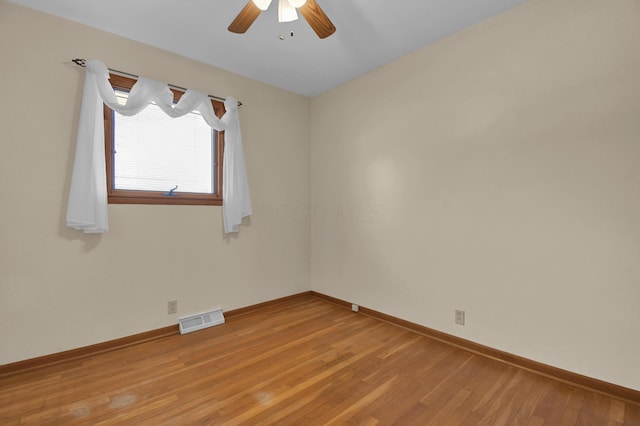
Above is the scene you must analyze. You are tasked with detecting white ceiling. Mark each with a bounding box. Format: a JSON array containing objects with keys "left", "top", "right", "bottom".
[{"left": 10, "top": 0, "right": 528, "bottom": 97}]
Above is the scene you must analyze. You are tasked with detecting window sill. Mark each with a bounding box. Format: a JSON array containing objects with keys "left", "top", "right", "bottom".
[{"left": 108, "top": 191, "right": 222, "bottom": 206}]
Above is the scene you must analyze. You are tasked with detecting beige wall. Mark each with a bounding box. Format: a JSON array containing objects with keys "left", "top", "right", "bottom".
[
  {"left": 0, "top": 1, "right": 310, "bottom": 364},
  {"left": 310, "top": 0, "right": 640, "bottom": 391}
]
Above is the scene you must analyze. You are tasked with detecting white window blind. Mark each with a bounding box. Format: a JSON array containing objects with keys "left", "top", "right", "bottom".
[{"left": 113, "top": 90, "right": 215, "bottom": 194}]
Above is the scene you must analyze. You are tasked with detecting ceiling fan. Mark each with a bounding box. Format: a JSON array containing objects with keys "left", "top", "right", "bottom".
[{"left": 229, "top": 0, "right": 336, "bottom": 39}]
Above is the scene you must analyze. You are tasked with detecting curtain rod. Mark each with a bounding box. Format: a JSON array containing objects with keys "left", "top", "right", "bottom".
[{"left": 71, "top": 58, "right": 242, "bottom": 107}]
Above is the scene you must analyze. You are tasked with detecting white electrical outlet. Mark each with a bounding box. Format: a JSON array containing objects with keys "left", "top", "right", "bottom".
[
  {"left": 455, "top": 309, "right": 465, "bottom": 325},
  {"left": 168, "top": 300, "right": 178, "bottom": 315},
  {"left": 352, "top": 304, "right": 359, "bottom": 312}
]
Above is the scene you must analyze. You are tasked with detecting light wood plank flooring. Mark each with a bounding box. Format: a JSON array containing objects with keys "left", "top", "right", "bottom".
[{"left": 1, "top": 295, "right": 638, "bottom": 424}]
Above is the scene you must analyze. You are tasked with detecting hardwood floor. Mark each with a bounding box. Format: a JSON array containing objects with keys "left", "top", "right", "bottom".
[{"left": 1, "top": 295, "right": 638, "bottom": 425}]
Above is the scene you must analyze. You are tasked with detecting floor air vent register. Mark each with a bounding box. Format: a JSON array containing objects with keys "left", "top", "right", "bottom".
[{"left": 179, "top": 308, "right": 225, "bottom": 334}]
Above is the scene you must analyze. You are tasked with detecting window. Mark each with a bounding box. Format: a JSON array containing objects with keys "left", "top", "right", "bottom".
[{"left": 104, "top": 74, "right": 225, "bottom": 205}]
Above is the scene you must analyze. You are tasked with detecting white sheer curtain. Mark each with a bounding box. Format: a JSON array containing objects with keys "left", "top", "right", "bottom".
[{"left": 66, "top": 60, "right": 251, "bottom": 234}]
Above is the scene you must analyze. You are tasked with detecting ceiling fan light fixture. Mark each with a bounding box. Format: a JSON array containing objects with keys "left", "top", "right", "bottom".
[
  {"left": 230, "top": 0, "right": 335, "bottom": 39},
  {"left": 278, "top": 0, "right": 298, "bottom": 22},
  {"left": 251, "top": 0, "right": 272, "bottom": 11}
]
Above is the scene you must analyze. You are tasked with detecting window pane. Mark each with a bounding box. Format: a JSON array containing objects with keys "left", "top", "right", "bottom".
[{"left": 112, "top": 91, "right": 215, "bottom": 194}]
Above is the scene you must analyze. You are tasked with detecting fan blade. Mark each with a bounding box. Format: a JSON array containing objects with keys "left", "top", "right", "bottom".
[
  {"left": 228, "top": 1, "right": 262, "bottom": 34},
  {"left": 298, "top": 0, "right": 336, "bottom": 39}
]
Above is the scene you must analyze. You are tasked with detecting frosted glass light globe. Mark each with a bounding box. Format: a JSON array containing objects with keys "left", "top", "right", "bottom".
[{"left": 252, "top": 0, "right": 272, "bottom": 11}]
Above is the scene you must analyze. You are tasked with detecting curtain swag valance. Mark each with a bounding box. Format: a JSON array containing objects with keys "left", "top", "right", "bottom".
[{"left": 66, "top": 60, "right": 251, "bottom": 234}]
